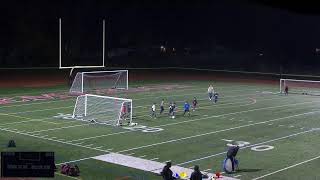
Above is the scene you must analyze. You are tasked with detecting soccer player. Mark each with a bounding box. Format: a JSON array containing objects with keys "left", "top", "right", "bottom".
[
  {"left": 208, "top": 85, "right": 214, "bottom": 100},
  {"left": 171, "top": 102, "right": 176, "bottom": 118},
  {"left": 226, "top": 145, "right": 239, "bottom": 172},
  {"left": 168, "top": 102, "right": 173, "bottom": 116},
  {"left": 160, "top": 99, "right": 165, "bottom": 114},
  {"left": 119, "top": 104, "right": 127, "bottom": 126},
  {"left": 213, "top": 92, "right": 219, "bottom": 103},
  {"left": 192, "top": 97, "right": 198, "bottom": 111},
  {"left": 284, "top": 86, "right": 288, "bottom": 95},
  {"left": 151, "top": 103, "right": 156, "bottom": 118},
  {"left": 183, "top": 101, "right": 190, "bottom": 116}
]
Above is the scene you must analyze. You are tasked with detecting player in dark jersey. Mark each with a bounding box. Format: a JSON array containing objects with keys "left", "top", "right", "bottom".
[
  {"left": 213, "top": 92, "right": 219, "bottom": 103},
  {"left": 192, "top": 97, "right": 198, "bottom": 111},
  {"left": 160, "top": 99, "right": 165, "bottom": 114},
  {"left": 284, "top": 86, "right": 288, "bottom": 95}
]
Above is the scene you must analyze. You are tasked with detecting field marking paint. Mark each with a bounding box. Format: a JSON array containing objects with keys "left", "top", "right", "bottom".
[
  {"left": 221, "top": 139, "right": 233, "bottom": 142},
  {"left": 139, "top": 155, "right": 146, "bottom": 158},
  {"left": 132, "top": 86, "right": 269, "bottom": 102},
  {"left": 0, "top": 128, "right": 110, "bottom": 153},
  {"left": 95, "top": 146, "right": 104, "bottom": 149},
  {"left": 233, "top": 175, "right": 242, "bottom": 178},
  {"left": 30, "top": 123, "right": 91, "bottom": 133},
  {"left": 0, "top": 116, "right": 72, "bottom": 125},
  {"left": 252, "top": 155, "right": 320, "bottom": 180},
  {"left": 69, "top": 101, "right": 319, "bottom": 142},
  {"left": 117, "top": 111, "right": 319, "bottom": 153},
  {"left": 126, "top": 152, "right": 135, "bottom": 156},
  {"left": 106, "top": 148, "right": 113, "bottom": 151},
  {"left": 84, "top": 144, "right": 94, "bottom": 147},
  {"left": 8, "top": 106, "right": 74, "bottom": 115},
  {"left": 55, "top": 172, "right": 81, "bottom": 180},
  {"left": 0, "top": 98, "right": 73, "bottom": 109},
  {"left": 56, "top": 156, "right": 95, "bottom": 165},
  {"left": 203, "top": 168, "right": 212, "bottom": 172},
  {"left": 150, "top": 157, "right": 159, "bottom": 161},
  {"left": 157, "top": 101, "right": 319, "bottom": 128},
  {"left": 177, "top": 128, "right": 318, "bottom": 166}
]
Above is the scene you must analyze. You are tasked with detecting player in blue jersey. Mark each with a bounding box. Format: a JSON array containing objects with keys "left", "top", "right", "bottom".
[{"left": 183, "top": 101, "right": 190, "bottom": 116}]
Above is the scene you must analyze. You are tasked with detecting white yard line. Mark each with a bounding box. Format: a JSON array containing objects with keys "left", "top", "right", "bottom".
[
  {"left": 0, "top": 98, "right": 73, "bottom": 109},
  {"left": 149, "top": 157, "right": 159, "bottom": 161},
  {"left": 177, "top": 128, "right": 318, "bottom": 166},
  {"left": 56, "top": 157, "right": 95, "bottom": 165},
  {"left": 0, "top": 127, "right": 109, "bottom": 153},
  {"left": 69, "top": 101, "right": 318, "bottom": 142},
  {"left": 252, "top": 155, "right": 320, "bottom": 180},
  {"left": 156, "top": 101, "right": 319, "bottom": 128},
  {"left": 8, "top": 106, "right": 74, "bottom": 115},
  {"left": 30, "top": 123, "right": 91, "bottom": 133},
  {"left": 117, "top": 111, "right": 319, "bottom": 153},
  {"left": 55, "top": 172, "right": 81, "bottom": 180}
]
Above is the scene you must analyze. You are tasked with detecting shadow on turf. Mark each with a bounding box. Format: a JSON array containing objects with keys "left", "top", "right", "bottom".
[{"left": 236, "top": 168, "right": 262, "bottom": 173}]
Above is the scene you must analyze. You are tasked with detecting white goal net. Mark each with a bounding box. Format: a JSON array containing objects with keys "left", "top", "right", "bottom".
[
  {"left": 70, "top": 70, "right": 128, "bottom": 94},
  {"left": 72, "top": 94, "right": 132, "bottom": 126},
  {"left": 280, "top": 78, "right": 320, "bottom": 95}
]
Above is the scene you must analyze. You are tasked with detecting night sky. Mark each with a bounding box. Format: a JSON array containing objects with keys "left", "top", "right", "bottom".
[{"left": 1, "top": 0, "right": 320, "bottom": 74}]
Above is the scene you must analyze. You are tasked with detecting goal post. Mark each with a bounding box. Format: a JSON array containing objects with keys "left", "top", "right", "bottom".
[
  {"left": 72, "top": 94, "right": 132, "bottom": 126},
  {"left": 70, "top": 70, "right": 128, "bottom": 94},
  {"left": 280, "top": 78, "right": 320, "bottom": 95}
]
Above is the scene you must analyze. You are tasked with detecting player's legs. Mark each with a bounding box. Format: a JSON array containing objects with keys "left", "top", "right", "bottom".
[{"left": 160, "top": 106, "right": 164, "bottom": 114}]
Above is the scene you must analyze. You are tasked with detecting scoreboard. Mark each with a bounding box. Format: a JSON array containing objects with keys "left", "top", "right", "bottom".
[{"left": 1, "top": 152, "right": 55, "bottom": 177}]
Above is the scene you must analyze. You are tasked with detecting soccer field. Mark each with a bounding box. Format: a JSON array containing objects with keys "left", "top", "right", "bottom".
[{"left": 1, "top": 77, "right": 320, "bottom": 180}]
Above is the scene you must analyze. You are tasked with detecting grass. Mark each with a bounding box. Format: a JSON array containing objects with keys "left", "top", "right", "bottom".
[{"left": 0, "top": 79, "right": 320, "bottom": 180}]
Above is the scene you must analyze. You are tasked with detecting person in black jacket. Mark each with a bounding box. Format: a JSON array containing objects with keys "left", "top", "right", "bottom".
[
  {"left": 190, "top": 165, "right": 208, "bottom": 180},
  {"left": 226, "top": 145, "right": 239, "bottom": 172},
  {"left": 160, "top": 162, "right": 176, "bottom": 180}
]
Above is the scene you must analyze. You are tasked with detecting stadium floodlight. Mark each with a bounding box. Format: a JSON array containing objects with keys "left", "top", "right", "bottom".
[
  {"left": 72, "top": 94, "right": 132, "bottom": 126},
  {"left": 280, "top": 78, "right": 320, "bottom": 95},
  {"left": 70, "top": 70, "right": 128, "bottom": 94}
]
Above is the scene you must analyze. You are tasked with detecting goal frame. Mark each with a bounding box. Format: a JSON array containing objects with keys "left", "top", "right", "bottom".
[
  {"left": 72, "top": 94, "right": 133, "bottom": 126},
  {"left": 70, "top": 70, "right": 129, "bottom": 94},
  {"left": 58, "top": 18, "right": 106, "bottom": 69},
  {"left": 280, "top": 78, "right": 320, "bottom": 94}
]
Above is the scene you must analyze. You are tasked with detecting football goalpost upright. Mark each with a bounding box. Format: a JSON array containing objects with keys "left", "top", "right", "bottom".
[
  {"left": 72, "top": 94, "right": 132, "bottom": 126},
  {"left": 70, "top": 70, "right": 128, "bottom": 94},
  {"left": 280, "top": 78, "right": 320, "bottom": 95}
]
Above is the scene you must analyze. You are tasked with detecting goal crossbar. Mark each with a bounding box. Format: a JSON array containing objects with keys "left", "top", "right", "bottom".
[
  {"left": 72, "top": 94, "right": 133, "bottom": 126},
  {"left": 280, "top": 78, "right": 320, "bottom": 95},
  {"left": 70, "top": 70, "right": 128, "bottom": 94}
]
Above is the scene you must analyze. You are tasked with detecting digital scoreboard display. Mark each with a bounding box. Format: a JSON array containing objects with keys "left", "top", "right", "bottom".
[{"left": 1, "top": 152, "right": 55, "bottom": 177}]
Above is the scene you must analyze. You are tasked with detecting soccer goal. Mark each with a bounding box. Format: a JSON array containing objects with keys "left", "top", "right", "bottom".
[
  {"left": 70, "top": 70, "right": 128, "bottom": 94},
  {"left": 72, "top": 94, "right": 132, "bottom": 126},
  {"left": 280, "top": 78, "right": 320, "bottom": 95}
]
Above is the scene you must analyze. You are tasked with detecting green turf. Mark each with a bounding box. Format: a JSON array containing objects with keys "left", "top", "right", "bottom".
[{"left": 1, "top": 79, "right": 320, "bottom": 180}]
